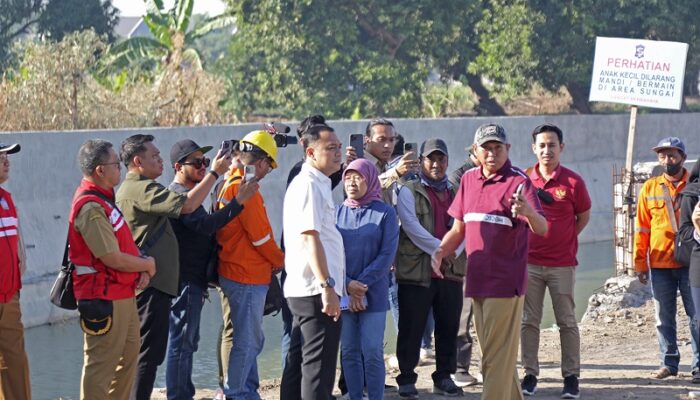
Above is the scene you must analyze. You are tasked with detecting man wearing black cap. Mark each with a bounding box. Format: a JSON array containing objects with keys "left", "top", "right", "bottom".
[
  {"left": 116, "top": 135, "right": 231, "bottom": 399},
  {"left": 0, "top": 142, "right": 32, "bottom": 400},
  {"left": 165, "top": 139, "right": 259, "bottom": 399},
  {"left": 394, "top": 138, "right": 465, "bottom": 398}
]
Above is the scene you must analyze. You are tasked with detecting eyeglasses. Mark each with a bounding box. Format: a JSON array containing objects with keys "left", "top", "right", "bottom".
[
  {"left": 182, "top": 157, "right": 210, "bottom": 169},
  {"left": 99, "top": 161, "right": 121, "bottom": 170}
]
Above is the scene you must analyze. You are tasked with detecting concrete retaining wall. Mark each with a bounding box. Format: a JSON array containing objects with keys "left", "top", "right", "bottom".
[{"left": 2, "top": 113, "right": 698, "bottom": 327}]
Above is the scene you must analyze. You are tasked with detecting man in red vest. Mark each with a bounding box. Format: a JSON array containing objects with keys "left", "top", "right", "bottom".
[
  {"left": 69, "top": 139, "right": 156, "bottom": 399},
  {"left": 0, "top": 142, "right": 31, "bottom": 400}
]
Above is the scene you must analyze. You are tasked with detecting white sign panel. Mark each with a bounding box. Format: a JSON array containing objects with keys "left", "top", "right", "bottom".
[{"left": 589, "top": 37, "right": 688, "bottom": 110}]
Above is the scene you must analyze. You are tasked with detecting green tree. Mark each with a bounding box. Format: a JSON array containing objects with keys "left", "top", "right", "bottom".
[
  {"left": 219, "top": 0, "right": 504, "bottom": 120},
  {"left": 37, "top": 0, "right": 119, "bottom": 43},
  {"left": 0, "top": 0, "right": 43, "bottom": 70},
  {"left": 472, "top": 0, "right": 700, "bottom": 113},
  {"left": 99, "top": 0, "right": 234, "bottom": 75}
]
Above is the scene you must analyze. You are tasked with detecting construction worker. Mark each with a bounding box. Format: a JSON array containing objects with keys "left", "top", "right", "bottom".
[
  {"left": 217, "top": 130, "right": 285, "bottom": 399},
  {"left": 634, "top": 136, "right": 699, "bottom": 382}
]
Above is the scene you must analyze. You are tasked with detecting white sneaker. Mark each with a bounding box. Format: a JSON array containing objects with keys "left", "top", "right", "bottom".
[
  {"left": 690, "top": 391, "right": 700, "bottom": 399},
  {"left": 214, "top": 388, "right": 225, "bottom": 400},
  {"left": 420, "top": 347, "right": 435, "bottom": 361}
]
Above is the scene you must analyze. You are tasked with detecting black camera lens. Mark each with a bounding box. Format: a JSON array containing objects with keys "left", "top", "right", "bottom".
[{"left": 274, "top": 134, "right": 298, "bottom": 148}]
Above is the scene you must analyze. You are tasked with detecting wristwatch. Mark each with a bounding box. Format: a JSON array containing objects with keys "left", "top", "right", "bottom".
[{"left": 319, "top": 276, "right": 335, "bottom": 289}]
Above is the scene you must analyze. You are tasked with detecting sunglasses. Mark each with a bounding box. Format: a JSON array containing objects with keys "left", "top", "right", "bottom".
[{"left": 182, "top": 157, "right": 210, "bottom": 169}]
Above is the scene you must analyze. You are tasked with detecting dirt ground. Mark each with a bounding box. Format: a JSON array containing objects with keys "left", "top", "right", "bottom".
[{"left": 153, "top": 298, "right": 700, "bottom": 400}]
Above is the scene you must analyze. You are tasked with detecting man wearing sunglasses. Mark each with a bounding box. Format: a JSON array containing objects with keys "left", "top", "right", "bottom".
[
  {"left": 520, "top": 124, "right": 591, "bottom": 399},
  {"left": 165, "top": 139, "right": 259, "bottom": 399},
  {"left": 116, "top": 134, "right": 232, "bottom": 399}
]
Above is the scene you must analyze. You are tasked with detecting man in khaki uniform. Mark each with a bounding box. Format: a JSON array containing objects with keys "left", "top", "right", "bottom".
[
  {"left": 116, "top": 134, "right": 230, "bottom": 399},
  {"left": 69, "top": 139, "right": 156, "bottom": 399}
]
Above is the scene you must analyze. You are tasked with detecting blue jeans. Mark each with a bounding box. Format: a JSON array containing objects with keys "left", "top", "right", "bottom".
[
  {"left": 341, "top": 311, "right": 387, "bottom": 400},
  {"left": 650, "top": 267, "right": 700, "bottom": 373},
  {"left": 220, "top": 277, "right": 269, "bottom": 399},
  {"left": 280, "top": 270, "right": 293, "bottom": 370},
  {"left": 389, "top": 272, "right": 400, "bottom": 332},
  {"left": 166, "top": 282, "right": 206, "bottom": 400}
]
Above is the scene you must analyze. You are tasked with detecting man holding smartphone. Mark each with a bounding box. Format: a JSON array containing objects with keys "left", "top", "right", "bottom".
[
  {"left": 217, "top": 130, "right": 285, "bottom": 399},
  {"left": 346, "top": 118, "right": 419, "bottom": 197},
  {"left": 116, "top": 134, "right": 231, "bottom": 399},
  {"left": 166, "top": 139, "right": 259, "bottom": 399}
]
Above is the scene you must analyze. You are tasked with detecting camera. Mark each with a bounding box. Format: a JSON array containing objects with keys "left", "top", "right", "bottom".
[{"left": 263, "top": 122, "right": 298, "bottom": 148}]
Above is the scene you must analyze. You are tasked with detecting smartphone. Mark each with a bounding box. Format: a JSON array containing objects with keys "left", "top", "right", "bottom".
[
  {"left": 220, "top": 140, "right": 235, "bottom": 157},
  {"left": 404, "top": 142, "right": 418, "bottom": 160},
  {"left": 349, "top": 133, "right": 364, "bottom": 159},
  {"left": 244, "top": 165, "right": 256, "bottom": 182}
]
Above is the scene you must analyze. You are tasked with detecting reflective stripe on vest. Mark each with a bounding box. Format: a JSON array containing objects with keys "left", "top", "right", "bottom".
[{"left": 75, "top": 265, "right": 98, "bottom": 275}]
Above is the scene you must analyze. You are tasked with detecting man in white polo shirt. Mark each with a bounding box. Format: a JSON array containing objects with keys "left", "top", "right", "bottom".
[{"left": 280, "top": 123, "right": 346, "bottom": 400}]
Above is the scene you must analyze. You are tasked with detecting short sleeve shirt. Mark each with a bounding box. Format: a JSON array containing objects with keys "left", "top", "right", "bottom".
[
  {"left": 448, "top": 160, "right": 544, "bottom": 298},
  {"left": 74, "top": 202, "right": 119, "bottom": 259},
  {"left": 116, "top": 172, "right": 186, "bottom": 296},
  {"left": 527, "top": 163, "right": 592, "bottom": 267},
  {"left": 283, "top": 163, "right": 345, "bottom": 298}
]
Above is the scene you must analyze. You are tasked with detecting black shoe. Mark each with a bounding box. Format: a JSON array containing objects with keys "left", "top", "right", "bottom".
[
  {"left": 693, "top": 369, "right": 700, "bottom": 384},
  {"left": 432, "top": 378, "right": 463, "bottom": 397},
  {"left": 398, "top": 384, "right": 419, "bottom": 399},
  {"left": 561, "top": 375, "right": 580, "bottom": 399},
  {"left": 521, "top": 374, "right": 538, "bottom": 396}
]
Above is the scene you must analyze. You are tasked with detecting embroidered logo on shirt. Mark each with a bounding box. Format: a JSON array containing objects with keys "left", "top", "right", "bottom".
[{"left": 554, "top": 189, "right": 567, "bottom": 200}]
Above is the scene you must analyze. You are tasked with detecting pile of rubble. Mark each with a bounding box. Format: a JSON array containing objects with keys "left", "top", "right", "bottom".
[{"left": 581, "top": 274, "right": 652, "bottom": 323}]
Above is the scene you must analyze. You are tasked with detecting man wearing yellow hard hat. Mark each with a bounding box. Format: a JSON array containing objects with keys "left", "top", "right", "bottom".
[{"left": 216, "top": 130, "right": 285, "bottom": 398}]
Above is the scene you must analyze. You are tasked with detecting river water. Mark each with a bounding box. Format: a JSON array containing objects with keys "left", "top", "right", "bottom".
[{"left": 26, "top": 241, "right": 613, "bottom": 399}]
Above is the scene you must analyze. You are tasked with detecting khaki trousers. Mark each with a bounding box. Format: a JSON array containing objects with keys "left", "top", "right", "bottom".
[
  {"left": 473, "top": 296, "right": 524, "bottom": 400},
  {"left": 217, "top": 287, "right": 233, "bottom": 389},
  {"left": 81, "top": 297, "right": 140, "bottom": 400},
  {"left": 521, "top": 265, "right": 580, "bottom": 378},
  {"left": 0, "top": 294, "right": 31, "bottom": 400}
]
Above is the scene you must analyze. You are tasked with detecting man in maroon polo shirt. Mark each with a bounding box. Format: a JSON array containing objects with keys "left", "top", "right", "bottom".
[
  {"left": 433, "top": 123, "right": 547, "bottom": 400},
  {"left": 520, "top": 124, "right": 591, "bottom": 399}
]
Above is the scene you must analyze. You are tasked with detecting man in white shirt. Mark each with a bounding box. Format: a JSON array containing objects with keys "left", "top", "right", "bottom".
[{"left": 280, "top": 124, "right": 346, "bottom": 400}]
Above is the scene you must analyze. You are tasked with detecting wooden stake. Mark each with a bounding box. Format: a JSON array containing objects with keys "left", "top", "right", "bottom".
[{"left": 625, "top": 106, "right": 638, "bottom": 276}]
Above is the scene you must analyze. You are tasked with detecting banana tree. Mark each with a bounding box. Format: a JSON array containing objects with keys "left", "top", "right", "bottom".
[{"left": 97, "top": 0, "right": 234, "bottom": 77}]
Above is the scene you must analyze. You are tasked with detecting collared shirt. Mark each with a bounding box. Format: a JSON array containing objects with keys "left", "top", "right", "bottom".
[
  {"left": 116, "top": 171, "right": 186, "bottom": 296},
  {"left": 75, "top": 202, "right": 120, "bottom": 258},
  {"left": 283, "top": 163, "right": 345, "bottom": 297},
  {"left": 527, "top": 163, "right": 592, "bottom": 267},
  {"left": 448, "top": 159, "right": 544, "bottom": 298}
]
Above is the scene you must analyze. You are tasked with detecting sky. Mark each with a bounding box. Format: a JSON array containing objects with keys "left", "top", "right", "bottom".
[{"left": 112, "top": 0, "right": 227, "bottom": 17}]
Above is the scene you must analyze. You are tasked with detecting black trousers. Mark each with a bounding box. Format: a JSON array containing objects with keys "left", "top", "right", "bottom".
[
  {"left": 130, "top": 287, "right": 172, "bottom": 400},
  {"left": 280, "top": 295, "right": 342, "bottom": 400},
  {"left": 456, "top": 297, "right": 474, "bottom": 374},
  {"left": 396, "top": 279, "right": 463, "bottom": 386}
]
